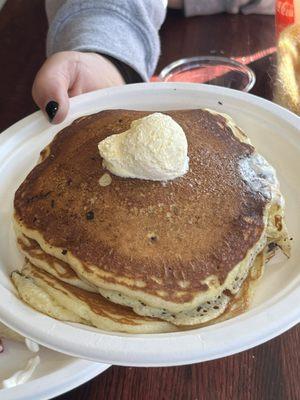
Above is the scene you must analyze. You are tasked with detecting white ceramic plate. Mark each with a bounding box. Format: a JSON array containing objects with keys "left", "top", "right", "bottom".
[
  {"left": 0, "top": 83, "right": 299, "bottom": 367},
  {"left": 0, "top": 338, "right": 109, "bottom": 400}
]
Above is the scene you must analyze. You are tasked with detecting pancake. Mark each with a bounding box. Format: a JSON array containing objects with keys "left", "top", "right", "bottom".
[
  {"left": 16, "top": 231, "right": 97, "bottom": 292},
  {"left": 11, "top": 246, "right": 265, "bottom": 335},
  {"left": 13, "top": 109, "right": 290, "bottom": 326},
  {"left": 11, "top": 263, "right": 176, "bottom": 334},
  {"left": 15, "top": 227, "right": 267, "bottom": 328},
  {"left": 179, "top": 249, "right": 266, "bottom": 330}
]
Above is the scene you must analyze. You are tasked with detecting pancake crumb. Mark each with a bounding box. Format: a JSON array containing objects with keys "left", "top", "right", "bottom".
[{"left": 99, "top": 173, "right": 112, "bottom": 187}]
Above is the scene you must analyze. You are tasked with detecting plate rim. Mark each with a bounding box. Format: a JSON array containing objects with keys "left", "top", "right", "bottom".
[{"left": 0, "top": 82, "right": 299, "bottom": 367}]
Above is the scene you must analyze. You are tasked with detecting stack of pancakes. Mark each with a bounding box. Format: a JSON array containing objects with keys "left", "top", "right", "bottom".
[{"left": 11, "top": 109, "right": 290, "bottom": 333}]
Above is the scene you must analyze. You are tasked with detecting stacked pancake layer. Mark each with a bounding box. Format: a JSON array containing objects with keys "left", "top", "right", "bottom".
[{"left": 12, "top": 109, "right": 290, "bottom": 333}]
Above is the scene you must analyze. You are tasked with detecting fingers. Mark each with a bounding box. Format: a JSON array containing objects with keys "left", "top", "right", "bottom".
[
  {"left": 32, "top": 53, "right": 73, "bottom": 124},
  {"left": 32, "top": 51, "right": 126, "bottom": 124}
]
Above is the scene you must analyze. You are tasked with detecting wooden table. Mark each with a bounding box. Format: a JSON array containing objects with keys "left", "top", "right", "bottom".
[{"left": 1, "top": 2, "right": 299, "bottom": 399}]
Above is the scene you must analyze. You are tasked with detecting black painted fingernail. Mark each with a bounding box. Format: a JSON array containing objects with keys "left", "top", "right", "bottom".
[{"left": 45, "top": 101, "right": 59, "bottom": 122}]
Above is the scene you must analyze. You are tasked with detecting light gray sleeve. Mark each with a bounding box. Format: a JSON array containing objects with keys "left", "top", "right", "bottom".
[
  {"left": 45, "top": 0, "right": 167, "bottom": 81},
  {"left": 184, "top": 0, "right": 275, "bottom": 16}
]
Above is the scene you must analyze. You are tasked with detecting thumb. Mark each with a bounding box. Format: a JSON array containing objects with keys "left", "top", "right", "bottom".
[{"left": 32, "top": 55, "right": 71, "bottom": 124}]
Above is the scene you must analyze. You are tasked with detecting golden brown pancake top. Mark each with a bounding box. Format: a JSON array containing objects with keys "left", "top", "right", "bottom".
[{"left": 14, "top": 109, "right": 267, "bottom": 302}]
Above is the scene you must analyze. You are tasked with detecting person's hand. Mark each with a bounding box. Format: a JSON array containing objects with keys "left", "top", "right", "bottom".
[{"left": 32, "top": 51, "right": 125, "bottom": 124}]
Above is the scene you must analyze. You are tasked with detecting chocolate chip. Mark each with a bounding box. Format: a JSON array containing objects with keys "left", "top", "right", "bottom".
[
  {"left": 218, "top": 101, "right": 223, "bottom": 105},
  {"left": 62, "top": 249, "right": 67, "bottom": 255},
  {"left": 86, "top": 211, "right": 94, "bottom": 220},
  {"left": 268, "top": 242, "right": 277, "bottom": 252}
]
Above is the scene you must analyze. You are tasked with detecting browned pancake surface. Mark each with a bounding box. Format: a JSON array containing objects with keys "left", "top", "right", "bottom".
[{"left": 14, "top": 109, "right": 267, "bottom": 302}]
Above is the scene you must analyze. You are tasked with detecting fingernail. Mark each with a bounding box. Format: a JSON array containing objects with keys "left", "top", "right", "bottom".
[{"left": 45, "top": 101, "right": 59, "bottom": 122}]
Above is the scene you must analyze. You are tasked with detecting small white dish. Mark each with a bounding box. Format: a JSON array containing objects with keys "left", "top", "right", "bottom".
[
  {"left": 0, "top": 83, "right": 299, "bottom": 367},
  {"left": 0, "top": 338, "right": 109, "bottom": 400}
]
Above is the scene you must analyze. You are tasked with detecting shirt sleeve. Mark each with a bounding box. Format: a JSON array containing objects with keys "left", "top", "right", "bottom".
[
  {"left": 45, "top": 0, "right": 167, "bottom": 81},
  {"left": 184, "top": 0, "right": 275, "bottom": 16}
]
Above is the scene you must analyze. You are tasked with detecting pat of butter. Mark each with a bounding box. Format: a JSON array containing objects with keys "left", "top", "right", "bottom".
[{"left": 98, "top": 113, "right": 189, "bottom": 181}]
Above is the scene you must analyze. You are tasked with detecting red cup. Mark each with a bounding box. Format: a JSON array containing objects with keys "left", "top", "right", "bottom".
[{"left": 276, "top": 0, "right": 295, "bottom": 36}]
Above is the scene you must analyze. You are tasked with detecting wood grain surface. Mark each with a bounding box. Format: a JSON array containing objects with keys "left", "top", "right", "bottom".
[{"left": 0, "top": 2, "right": 299, "bottom": 399}]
